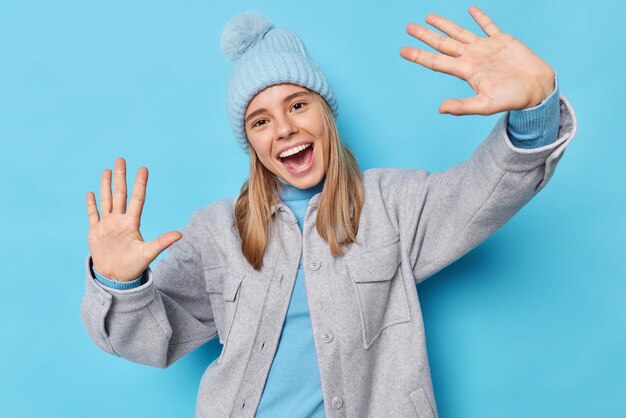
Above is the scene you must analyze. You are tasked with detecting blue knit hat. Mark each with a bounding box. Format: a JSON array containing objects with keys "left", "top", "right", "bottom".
[{"left": 221, "top": 11, "right": 339, "bottom": 152}]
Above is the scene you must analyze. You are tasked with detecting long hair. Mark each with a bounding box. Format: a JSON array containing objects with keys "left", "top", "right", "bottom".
[{"left": 235, "top": 91, "right": 364, "bottom": 270}]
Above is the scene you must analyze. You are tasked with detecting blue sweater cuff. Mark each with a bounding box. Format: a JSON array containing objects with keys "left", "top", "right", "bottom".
[
  {"left": 507, "top": 72, "right": 560, "bottom": 149},
  {"left": 91, "top": 265, "right": 146, "bottom": 290}
]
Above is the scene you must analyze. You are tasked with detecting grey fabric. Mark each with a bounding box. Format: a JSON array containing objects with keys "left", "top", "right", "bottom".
[{"left": 80, "top": 96, "right": 577, "bottom": 418}]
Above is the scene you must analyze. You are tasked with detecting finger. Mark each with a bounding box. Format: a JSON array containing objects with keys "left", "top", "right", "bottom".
[
  {"left": 406, "top": 23, "right": 466, "bottom": 57},
  {"left": 112, "top": 157, "right": 127, "bottom": 214},
  {"left": 100, "top": 168, "right": 112, "bottom": 216},
  {"left": 144, "top": 231, "right": 183, "bottom": 261},
  {"left": 439, "top": 95, "right": 493, "bottom": 116},
  {"left": 468, "top": 5, "right": 501, "bottom": 36},
  {"left": 425, "top": 13, "right": 480, "bottom": 44},
  {"left": 400, "top": 46, "right": 465, "bottom": 79},
  {"left": 86, "top": 191, "right": 100, "bottom": 226},
  {"left": 127, "top": 167, "right": 148, "bottom": 221}
]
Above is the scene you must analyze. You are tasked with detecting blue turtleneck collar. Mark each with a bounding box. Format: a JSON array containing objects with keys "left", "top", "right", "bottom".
[{"left": 277, "top": 175, "right": 325, "bottom": 202}]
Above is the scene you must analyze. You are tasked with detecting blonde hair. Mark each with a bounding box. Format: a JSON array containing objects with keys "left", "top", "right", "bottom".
[{"left": 235, "top": 91, "right": 364, "bottom": 270}]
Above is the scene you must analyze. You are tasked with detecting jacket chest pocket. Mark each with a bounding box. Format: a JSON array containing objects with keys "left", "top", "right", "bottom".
[
  {"left": 204, "top": 267, "right": 244, "bottom": 350},
  {"left": 344, "top": 237, "right": 411, "bottom": 349}
]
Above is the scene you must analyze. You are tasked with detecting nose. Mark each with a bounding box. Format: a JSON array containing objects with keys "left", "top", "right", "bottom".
[{"left": 275, "top": 114, "right": 298, "bottom": 141}]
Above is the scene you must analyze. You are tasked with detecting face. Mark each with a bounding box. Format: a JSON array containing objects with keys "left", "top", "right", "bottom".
[{"left": 244, "top": 83, "right": 330, "bottom": 189}]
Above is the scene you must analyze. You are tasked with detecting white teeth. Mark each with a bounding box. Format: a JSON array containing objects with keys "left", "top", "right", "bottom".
[{"left": 279, "top": 143, "right": 311, "bottom": 158}]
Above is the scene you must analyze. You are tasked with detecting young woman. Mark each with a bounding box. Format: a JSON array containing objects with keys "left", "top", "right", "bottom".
[{"left": 81, "top": 6, "right": 577, "bottom": 418}]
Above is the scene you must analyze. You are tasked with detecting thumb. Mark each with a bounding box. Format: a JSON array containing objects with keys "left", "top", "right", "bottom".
[
  {"left": 439, "top": 95, "right": 492, "bottom": 116},
  {"left": 145, "top": 231, "right": 183, "bottom": 261}
]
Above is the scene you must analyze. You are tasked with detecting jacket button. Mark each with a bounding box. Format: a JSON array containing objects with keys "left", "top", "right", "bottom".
[
  {"left": 331, "top": 396, "right": 343, "bottom": 409},
  {"left": 309, "top": 260, "right": 321, "bottom": 271},
  {"left": 321, "top": 331, "right": 334, "bottom": 343}
]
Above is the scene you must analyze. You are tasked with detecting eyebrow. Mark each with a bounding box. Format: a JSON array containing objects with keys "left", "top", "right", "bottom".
[{"left": 244, "top": 91, "right": 312, "bottom": 125}]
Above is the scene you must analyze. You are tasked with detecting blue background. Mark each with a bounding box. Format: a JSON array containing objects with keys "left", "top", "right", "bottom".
[{"left": 1, "top": 0, "right": 624, "bottom": 417}]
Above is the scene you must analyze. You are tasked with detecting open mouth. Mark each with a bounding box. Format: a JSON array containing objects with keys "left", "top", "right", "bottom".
[{"left": 278, "top": 142, "right": 314, "bottom": 173}]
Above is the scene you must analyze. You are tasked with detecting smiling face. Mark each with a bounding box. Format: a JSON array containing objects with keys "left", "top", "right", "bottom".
[{"left": 244, "top": 83, "right": 330, "bottom": 190}]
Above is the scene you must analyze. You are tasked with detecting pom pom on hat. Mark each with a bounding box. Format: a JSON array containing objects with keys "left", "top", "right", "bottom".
[{"left": 220, "top": 11, "right": 274, "bottom": 62}]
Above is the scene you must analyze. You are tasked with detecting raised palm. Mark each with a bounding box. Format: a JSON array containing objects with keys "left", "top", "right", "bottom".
[
  {"left": 400, "top": 5, "right": 556, "bottom": 115},
  {"left": 85, "top": 158, "right": 182, "bottom": 282}
]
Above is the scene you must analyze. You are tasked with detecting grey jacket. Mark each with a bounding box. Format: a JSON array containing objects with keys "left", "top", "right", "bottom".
[{"left": 81, "top": 96, "right": 577, "bottom": 418}]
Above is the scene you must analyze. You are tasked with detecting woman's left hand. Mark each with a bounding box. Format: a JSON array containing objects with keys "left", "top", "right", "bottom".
[{"left": 400, "top": 5, "right": 555, "bottom": 116}]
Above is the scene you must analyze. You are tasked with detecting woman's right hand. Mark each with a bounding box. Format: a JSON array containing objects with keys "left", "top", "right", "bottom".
[{"left": 85, "top": 158, "right": 182, "bottom": 282}]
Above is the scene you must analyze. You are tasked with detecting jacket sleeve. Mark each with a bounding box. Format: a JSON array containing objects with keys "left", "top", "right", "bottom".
[
  {"left": 80, "top": 209, "right": 218, "bottom": 368},
  {"left": 394, "top": 95, "right": 577, "bottom": 284}
]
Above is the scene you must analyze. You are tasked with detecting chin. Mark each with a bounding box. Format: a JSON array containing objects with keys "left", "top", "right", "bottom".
[{"left": 281, "top": 171, "right": 324, "bottom": 189}]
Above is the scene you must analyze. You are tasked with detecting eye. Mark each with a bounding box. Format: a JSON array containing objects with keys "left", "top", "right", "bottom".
[
  {"left": 252, "top": 119, "right": 267, "bottom": 128},
  {"left": 291, "top": 102, "right": 306, "bottom": 111}
]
